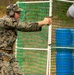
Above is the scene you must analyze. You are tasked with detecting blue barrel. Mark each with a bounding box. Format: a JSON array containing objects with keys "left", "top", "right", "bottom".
[
  {"left": 72, "top": 52, "right": 74, "bottom": 75},
  {"left": 56, "top": 28, "right": 71, "bottom": 52},
  {"left": 56, "top": 52, "right": 72, "bottom": 75},
  {"left": 71, "top": 29, "right": 74, "bottom": 47},
  {"left": 71, "top": 29, "right": 74, "bottom": 74}
]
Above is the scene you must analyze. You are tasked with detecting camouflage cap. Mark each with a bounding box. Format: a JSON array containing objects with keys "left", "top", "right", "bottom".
[{"left": 6, "top": 4, "right": 22, "bottom": 12}]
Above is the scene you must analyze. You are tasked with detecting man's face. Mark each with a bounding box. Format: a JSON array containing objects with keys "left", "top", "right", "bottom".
[{"left": 14, "top": 12, "right": 20, "bottom": 20}]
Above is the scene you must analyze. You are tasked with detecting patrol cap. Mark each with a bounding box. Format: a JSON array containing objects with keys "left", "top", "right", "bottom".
[{"left": 6, "top": 4, "right": 22, "bottom": 13}]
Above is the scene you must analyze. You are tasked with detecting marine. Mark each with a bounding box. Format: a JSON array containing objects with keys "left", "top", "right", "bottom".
[{"left": 0, "top": 3, "right": 52, "bottom": 75}]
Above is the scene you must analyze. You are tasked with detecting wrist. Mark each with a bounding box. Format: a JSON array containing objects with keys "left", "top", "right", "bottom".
[{"left": 38, "top": 21, "right": 44, "bottom": 27}]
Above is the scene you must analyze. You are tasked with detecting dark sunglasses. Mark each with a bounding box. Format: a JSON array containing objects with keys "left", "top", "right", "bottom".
[{"left": 15, "top": 11, "right": 21, "bottom": 14}]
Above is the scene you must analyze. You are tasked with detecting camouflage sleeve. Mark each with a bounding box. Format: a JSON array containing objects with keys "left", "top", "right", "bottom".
[
  {"left": 0, "top": 18, "right": 17, "bottom": 29},
  {"left": 17, "top": 21, "right": 42, "bottom": 32},
  {"left": 0, "top": 18, "right": 5, "bottom": 27},
  {"left": 0, "top": 17, "right": 42, "bottom": 31}
]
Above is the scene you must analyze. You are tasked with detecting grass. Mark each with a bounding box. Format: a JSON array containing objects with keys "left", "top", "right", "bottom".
[
  {"left": 16, "top": 50, "right": 56, "bottom": 75},
  {"left": 17, "top": 50, "right": 47, "bottom": 75}
]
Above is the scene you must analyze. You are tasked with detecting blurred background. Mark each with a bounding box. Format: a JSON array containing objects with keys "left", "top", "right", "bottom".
[
  {"left": 0, "top": 0, "right": 74, "bottom": 75},
  {"left": 0, "top": 0, "right": 47, "bottom": 17}
]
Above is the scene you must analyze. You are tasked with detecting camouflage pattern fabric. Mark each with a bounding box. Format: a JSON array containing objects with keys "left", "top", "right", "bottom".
[
  {"left": 0, "top": 53, "right": 24, "bottom": 75},
  {"left": 0, "top": 15, "right": 41, "bottom": 51},
  {"left": 0, "top": 15, "right": 42, "bottom": 75}
]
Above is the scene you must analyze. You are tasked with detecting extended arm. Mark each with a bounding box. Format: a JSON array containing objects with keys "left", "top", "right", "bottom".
[
  {"left": 17, "top": 22, "right": 42, "bottom": 32},
  {"left": 17, "top": 17, "right": 52, "bottom": 32}
]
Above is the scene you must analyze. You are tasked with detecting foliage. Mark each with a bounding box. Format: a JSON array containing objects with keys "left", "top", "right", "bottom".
[
  {"left": 53, "top": 0, "right": 72, "bottom": 21},
  {"left": 0, "top": 0, "right": 48, "bottom": 17}
]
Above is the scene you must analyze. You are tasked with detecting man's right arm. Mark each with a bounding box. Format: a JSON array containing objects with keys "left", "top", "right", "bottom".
[{"left": 17, "top": 21, "right": 42, "bottom": 32}]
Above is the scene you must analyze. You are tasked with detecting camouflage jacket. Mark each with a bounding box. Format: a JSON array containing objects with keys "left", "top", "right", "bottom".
[{"left": 0, "top": 16, "right": 41, "bottom": 51}]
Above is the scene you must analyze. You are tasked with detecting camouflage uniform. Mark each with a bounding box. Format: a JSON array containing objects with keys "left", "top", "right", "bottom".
[{"left": 0, "top": 4, "right": 42, "bottom": 75}]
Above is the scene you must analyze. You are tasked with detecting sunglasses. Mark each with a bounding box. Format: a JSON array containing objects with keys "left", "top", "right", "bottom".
[{"left": 15, "top": 11, "right": 21, "bottom": 14}]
